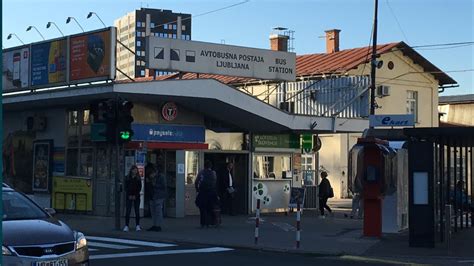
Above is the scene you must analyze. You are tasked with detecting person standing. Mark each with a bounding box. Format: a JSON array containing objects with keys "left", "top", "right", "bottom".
[
  {"left": 219, "top": 162, "right": 236, "bottom": 215},
  {"left": 124, "top": 165, "right": 142, "bottom": 231},
  {"left": 318, "top": 171, "right": 333, "bottom": 218},
  {"left": 147, "top": 166, "right": 167, "bottom": 232},
  {"left": 195, "top": 160, "right": 218, "bottom": 228}
]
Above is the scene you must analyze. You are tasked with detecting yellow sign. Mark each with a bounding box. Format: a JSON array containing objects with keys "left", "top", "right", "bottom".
[{"left": 52, "top": 177, "right": 92, "bottom": 211}]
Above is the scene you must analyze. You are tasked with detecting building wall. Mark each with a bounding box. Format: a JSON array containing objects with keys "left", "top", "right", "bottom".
[
  {"left": 348, "top": 50, "right": 440, "bottom": 127},
  {"left": 439, "top": 102, "right": 474, "bottom": 126},
  {"left": 133, "top": 102, "right": 204, "bottom": 125}
]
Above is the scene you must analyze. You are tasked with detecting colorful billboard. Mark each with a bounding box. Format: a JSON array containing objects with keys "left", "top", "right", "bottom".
[
  {"left": 70, "top": 28, "right": 115, "bottom": 81},
  {"left": 31, "top": 39, "right": 67, "bottom": 86},
  {"left": 2, "top": 47, "right": 30, "bottom": 91}
]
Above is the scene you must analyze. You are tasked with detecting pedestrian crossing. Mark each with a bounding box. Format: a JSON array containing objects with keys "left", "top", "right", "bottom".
[{"left": 86, "top": 236, "right": 233, "bottom": 260}]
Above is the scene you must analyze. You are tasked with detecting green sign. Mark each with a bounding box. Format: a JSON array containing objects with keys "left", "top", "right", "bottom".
[
  {"left": 91, "top": 123, "right": 106, "bottom": 142},
  {"left": 120, "top": 131, "right": 131, "bottom": 140},
  {"left": 302, "top": 134, "right": 312, "bottom": 150},
  {"left": 253, "top": 134, "right": 300, "bottom": 149}
]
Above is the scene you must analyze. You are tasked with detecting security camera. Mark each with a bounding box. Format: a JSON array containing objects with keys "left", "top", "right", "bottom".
[{"left": 373, "top": 60, "right": 383, "bottom": 69}]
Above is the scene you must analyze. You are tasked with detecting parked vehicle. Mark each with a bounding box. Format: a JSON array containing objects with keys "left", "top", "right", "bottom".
[{"left": 2, "top": 184, "right": 89, "bottom": 266}]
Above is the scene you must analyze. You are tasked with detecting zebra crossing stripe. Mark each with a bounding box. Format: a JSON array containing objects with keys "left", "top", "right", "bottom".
[
  {"left": 88, "top": 241, "right": 137, "bottom": 249},
  {"left": 86, "top": 236, "right": 176, "bottom": 248},
  {"left": 90, "top": 247, "right": 234, "bottom": 260}
]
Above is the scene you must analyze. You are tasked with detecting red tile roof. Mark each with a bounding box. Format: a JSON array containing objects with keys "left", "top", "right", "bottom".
[{"left": 118, "top": 42, "right": 456, "bottom": 86}]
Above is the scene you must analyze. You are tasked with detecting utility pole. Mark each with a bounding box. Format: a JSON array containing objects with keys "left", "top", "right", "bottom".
[
  {"left": 114, "top": 97, "right": 121, "bottom": 230},
  {"left": 370, "top": 0, "right": 379, "bottom": 118}
]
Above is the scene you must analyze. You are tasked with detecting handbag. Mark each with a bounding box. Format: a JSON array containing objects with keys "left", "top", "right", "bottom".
[{"left": 328, "top": 187, "right": 334, "bottom": 198}]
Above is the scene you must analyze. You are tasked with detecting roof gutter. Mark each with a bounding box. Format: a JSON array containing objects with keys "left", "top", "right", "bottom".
[{"left": 438, "top": 84, "right": 459, "bottom": 94}]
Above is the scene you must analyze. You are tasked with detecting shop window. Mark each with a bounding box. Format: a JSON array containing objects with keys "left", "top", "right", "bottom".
[
  {"left": 253, "top": 155, "right": 292, "bottom": 179},
  {"left": 185, "top": 151, "right": 199, "bottom": 185}
]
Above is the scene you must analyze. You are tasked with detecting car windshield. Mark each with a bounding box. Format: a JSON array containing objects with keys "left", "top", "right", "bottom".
[{"left": 3, "top": 191, "right": 48, "bottom": 221}]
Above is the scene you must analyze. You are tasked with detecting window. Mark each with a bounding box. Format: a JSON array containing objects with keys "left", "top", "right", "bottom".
[
  {"left": 172, "top": 34, "right": 176, "bottom": 39},
  {"left": 173, "top": 24, "right": 177, "bottom": 30},
  {"left": 164, "top": 24, "right": 168, "bottom": 30},
  {"left": 141, "top": 51, "right": 145, "bottom": 57},
  {"left": 142, "top": 22, "right": 146, "bottom": 28},
  {"left": 181, "top": 25, "right": 186, "bottom": 31},
  {"left": 253, "top": 154, "right": 292, "bottom": 179},
  {"left": 150, "top": 22, "right": 155, "bottom": 28},
  {"left": 140, "top": 70, "right": 145, "bottom": 76},
  {"left": 137, "top": 21, "right": 142, "bottom": 27},
  {"left": 137, "top": 40, "right": 141, "bottom": 47},
  {"left": 136, "top": 60, "right": 141, "bottom": 66},
  {"left": 406, "top": 90, "right": 418, "bottom": 122}
]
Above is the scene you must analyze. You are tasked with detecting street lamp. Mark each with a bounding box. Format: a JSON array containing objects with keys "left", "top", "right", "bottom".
[
  {"left": 46, "top": 21, "right": 65, "bottom": 36},
  {"left": 26, "top": 25, "right": 45, "bottom": 40},
  {"left": 6, "top": 33, "right": 25, "bottom": 45},
  {"left": 66, "top": 16, "right": 85, "bottom": 32},
  {"left": 87, "top": 12, "right": 106, "bottom": 28}
]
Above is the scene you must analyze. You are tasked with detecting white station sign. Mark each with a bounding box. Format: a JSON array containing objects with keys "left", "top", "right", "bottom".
[
  {"left": 146, "top": 37, "right": 296, "bottom": 81},
  {"left": 369, "top": 114, "right": 415, "bottom": 127}
]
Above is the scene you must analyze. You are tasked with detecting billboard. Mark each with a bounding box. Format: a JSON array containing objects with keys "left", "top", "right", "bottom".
[
  {"left": 70, "top": 28, "right": 116, "bottom": 81},
  {"left": 31, "top": 39, "right": 67, "bottom": 87},
  {"left": 146, "top": 37, "right": 296, "bottom": 81},
  {"left": 2, "top": 47, "right": 30, "bottom": 91}
]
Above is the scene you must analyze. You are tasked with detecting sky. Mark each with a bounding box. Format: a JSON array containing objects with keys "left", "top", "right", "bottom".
[{"left": 2, "top": 0, "right": 473, "bottom": 95}]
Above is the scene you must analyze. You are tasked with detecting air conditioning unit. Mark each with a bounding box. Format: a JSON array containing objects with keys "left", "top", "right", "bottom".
[
  {"left": 376, "top": 85, "right": 390, "bottom": 97},
  {"left": 26, "top": 116, "right": 47, "bottom": 131}
]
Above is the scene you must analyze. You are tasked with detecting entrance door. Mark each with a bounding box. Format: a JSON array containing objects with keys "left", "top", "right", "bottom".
[{"left": 204, "top": 153, "right": 248, "bottom": 215}]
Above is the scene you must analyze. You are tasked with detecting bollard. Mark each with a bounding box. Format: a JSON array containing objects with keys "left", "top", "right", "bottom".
[
  {"left": 255, "top": 199, "right": 260, "bottom": 245},
  {"left": 296, "top": 201, "right": 301, "bottom": 248}
]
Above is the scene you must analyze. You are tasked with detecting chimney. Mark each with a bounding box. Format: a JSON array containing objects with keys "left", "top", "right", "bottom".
[
  {"left": 325, "top": 29, "right": 341, "bottom": 53},
  {"left": 270, "top": 34, "right": 289, "bottom": 52}
]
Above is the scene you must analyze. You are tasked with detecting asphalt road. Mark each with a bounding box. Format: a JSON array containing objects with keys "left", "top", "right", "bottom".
[{"left": 86, "top": 235, "right": 410, "bottom": 266}]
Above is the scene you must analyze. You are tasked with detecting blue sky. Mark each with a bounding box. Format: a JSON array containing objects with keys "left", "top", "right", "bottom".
[{"left": 3, "top": 0, "right": 473, "bottom": 95}]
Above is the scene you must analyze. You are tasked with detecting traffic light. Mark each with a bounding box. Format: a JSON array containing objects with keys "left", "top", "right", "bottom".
[
  {"left": 97, "top": 99, "right": 117, "bottom": 143},
  {"left": 116, "top": 100, "right": 134, "bottom": 143}
]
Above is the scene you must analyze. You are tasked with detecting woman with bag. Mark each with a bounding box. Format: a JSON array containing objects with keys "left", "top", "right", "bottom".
[
  {"left": 318, "top": 171, "right": 333, "bottom": 218},
  {"left": 123, "top": 165, "right": 142, "bottom": 232}
]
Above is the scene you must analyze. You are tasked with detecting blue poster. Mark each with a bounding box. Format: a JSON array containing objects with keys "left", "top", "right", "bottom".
[
  {"left": 132, "top": 124, "right": 205, "bottom": 143},
  {"left": 31, "top": 39, "right": 67, "bottom": 86}
]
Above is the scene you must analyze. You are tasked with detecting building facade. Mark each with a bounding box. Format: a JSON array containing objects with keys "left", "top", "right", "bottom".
[
  {"left": 114, "top": 8, "right": 191, "bottom": 80},
  {"left": 439, "top": 94, "right": 474, "bottom": 126}
]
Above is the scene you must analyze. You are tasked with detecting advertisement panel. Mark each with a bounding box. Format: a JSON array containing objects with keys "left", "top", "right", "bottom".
[
  {"left": 31, "top": 39, "right": 67, "bottom": 87},
  {"left": 146, "top": 37, "right": 296, "bottom": 81},
  {"left": 253, "top": 134, "right": 300, "bottom": 149},
  {"left": 70, "top": 28, "right": 115, "bottom": 82},
  {"left": 132, "top": 124, "right": 205, "bottom": 143},
  {"left": 2, "top": 47, "right": 30, "bottom": 91},
  {"left": 52, "top": 176, "right": 93, "bottom": 211},
  {"left": 369, "top": 114, "right": 415, "bottom": 127}
]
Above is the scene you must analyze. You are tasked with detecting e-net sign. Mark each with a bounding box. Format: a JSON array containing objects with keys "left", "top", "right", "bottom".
[{"left": 369, "top": 114, "right": 415, "bottom": 127}]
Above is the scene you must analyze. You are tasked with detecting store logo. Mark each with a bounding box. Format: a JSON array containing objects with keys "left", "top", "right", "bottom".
[{"left": 161, "top": 102, "right": 178, "bottom": 121}]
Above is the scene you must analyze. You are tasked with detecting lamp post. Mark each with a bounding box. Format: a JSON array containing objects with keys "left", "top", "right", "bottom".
[
  {"left": 6, "top": 33, "right": 25, "bottom": 45},
  {"left": 26, "top": 26, "right": 45, "bottom": 40},
  {"left": 87, "top": 12, "right": 107, "bottom": 28},
  {"left": 46, "top": 22, "right": 65, "bottom": 36},
  {"left": 66, "top": 17, "right": 85, "bottom": 32}
]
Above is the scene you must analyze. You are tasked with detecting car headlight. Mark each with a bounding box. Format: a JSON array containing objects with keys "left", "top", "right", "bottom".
[
  {"left": 2, "top": 246, "right": 12, "bottom": 256},
  {"left": 74, "top": 231, "right": 87, "bottom": 250}
]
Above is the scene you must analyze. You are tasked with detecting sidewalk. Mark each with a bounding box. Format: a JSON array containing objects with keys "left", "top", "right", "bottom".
[{"left": 58, "top": 209, "right": 377, "bottom": 256}]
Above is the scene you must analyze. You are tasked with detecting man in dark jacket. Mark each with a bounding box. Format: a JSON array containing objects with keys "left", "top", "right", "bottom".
[
  {"left": 148, "top": 166, "right": 167, "bottom": 232},
  {"left": 318, "top": 171, "right": 333, "bottom": 218},
  {"left": 195, "top": 160, "right": 218, "bottom": 227},
  {"left": 219, "top": 162, "right": 236, "bottom": 215}
]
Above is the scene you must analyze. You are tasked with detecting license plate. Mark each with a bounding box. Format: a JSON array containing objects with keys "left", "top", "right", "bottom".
[{"left": 33, "top": 258, "right": 68, "bottom": 266}]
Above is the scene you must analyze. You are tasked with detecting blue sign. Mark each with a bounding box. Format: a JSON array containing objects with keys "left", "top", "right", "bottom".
[
  {"left": 31, "top": 39, "right": 67, "bottom": 86},
  {"left": 132, "top": 124, "right": 205, "bottom": 143},
  {"left": 369, "top": 114, "right": 415, "bottom": 127}
]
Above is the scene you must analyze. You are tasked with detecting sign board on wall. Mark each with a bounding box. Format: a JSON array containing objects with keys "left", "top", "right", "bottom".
[
  {"left": 2, "top": 47, "right": 30, "bottom": 91},
  {"left": 146, "top": 37, "right": 296, "bottom": 81},
  {"left": 70, "top": 28, "right": 116, "bottom": 82},
  {"left": 52, "top": 176, "right": 93, "bottom": 211},
  {"left": 132, "top": 124, "right": 205, "bottom": 143},
  {"left": 31, "top": 39, "right": 67, "bottom": 87},
  {"left": 253, "top": 134, "right": 300, "bottom": 149},
  {"left": 369, "top": 114, "right": 415, "bottom": 127}
]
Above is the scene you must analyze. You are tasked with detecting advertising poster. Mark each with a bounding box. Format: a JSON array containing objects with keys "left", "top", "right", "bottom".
[
  {"left": 31, "top": 39, "right": 67, "bottom": 87},
  {"left": 52, "top": 176, "right": 93, "bottom": 211},
  {"left": 289, "top": 187, "right": 306, "bottom": 208},
  {"left": 2, "top": 47, "right": 30, "bottom": 91},
  {"left": 52, "top": 147, "right": 65, "bottom": 176},
  {"left": 70, "top": 29, "right": 112, "bottom": 81},
  {"left": 32, "top": 140, "right": 53, "bottom": 192}
]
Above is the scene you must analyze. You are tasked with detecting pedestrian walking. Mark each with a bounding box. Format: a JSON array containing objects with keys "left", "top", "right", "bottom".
[
  {"left": 318, "top": 171, "right": 333, "bottom": 218},
  {"left": 147, "top": 166, "right": 167, "bottom": 232},
  {"left": 345, "top": 175, "right": 363, "bottom": 219},
  {"left": 195, "top": 160, "right": 219, "bottom": 228},
  {"left": 219, "top": 162, "right": 236, "bottom": 216},
  {"left": 123, "top": 165, "right": 142, "bottom": 232}
]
